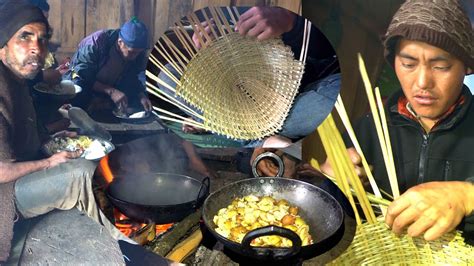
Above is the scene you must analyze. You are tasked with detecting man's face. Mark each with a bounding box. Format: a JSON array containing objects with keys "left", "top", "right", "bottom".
[
  {"left": 118, "top": 39, "right": 144, "bottom": 61},
  {"left": 395, "top": 39, "right": 469, "bottom": 124},
  {"left": 0, "top": 22, "right": 48, "bottom": 80}
]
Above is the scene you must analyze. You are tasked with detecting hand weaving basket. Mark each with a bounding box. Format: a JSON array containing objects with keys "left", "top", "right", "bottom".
[
  {"left": 317, "top": 55, "right": 474, "bottom": 265},
  {"left": 146, "top": 6, "right": 306, "bottom": 140}
]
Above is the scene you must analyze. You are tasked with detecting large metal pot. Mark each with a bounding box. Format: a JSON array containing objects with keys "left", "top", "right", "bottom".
[
  {"left": 202, "top": 152, "right": 345, "bottom": 261},
  {"left": 107, "top": 173, "right": 209, "bottom": 223}
]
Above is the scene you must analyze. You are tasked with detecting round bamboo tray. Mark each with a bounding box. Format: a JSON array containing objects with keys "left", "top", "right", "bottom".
[{"left": 176, "top": 32, "right": 304, "bottom": 140}]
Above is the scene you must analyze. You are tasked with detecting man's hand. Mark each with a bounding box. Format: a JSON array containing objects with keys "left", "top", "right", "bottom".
[
  {"left": 192, "top": 20, "right": 216, "bottom": 50},
  {"left": 296, "top": 163, "right": 325, "bottom": 178},
  {"left": 320, "top": 148, "right": 371, "bottom": 186},
  {"left": 250, "top": 148, "right": 297, "bottom": 178},
  {"left": 235, "top": 6, "right": 296, "bottom": 40},
  {"left": 385, "top": 181, "right": 474, "bottom": 241},
  {"left": 56, "top": 57, "right": 70, "bottom": 75},
  {"left": 46, "top": 150, "right": 82, "bottom": 169},
  {"left": 139, "top": 93, "right": 153, "bottom": 111},
  {"left": 109, "top": 88, "right": 128, "bottom": 111}
]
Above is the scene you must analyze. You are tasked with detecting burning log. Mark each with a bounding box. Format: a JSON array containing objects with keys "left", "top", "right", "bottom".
[
  {"left": 165, "top": 229, "right": 202, "bottom": 262},
  {"left": 145, "top": 209, "right": 201, "bottom": 256}
]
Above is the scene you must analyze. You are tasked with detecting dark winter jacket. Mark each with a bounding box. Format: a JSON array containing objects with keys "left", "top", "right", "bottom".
[{"left": 348, "top": 86, "right": 474, "bottom": 240}]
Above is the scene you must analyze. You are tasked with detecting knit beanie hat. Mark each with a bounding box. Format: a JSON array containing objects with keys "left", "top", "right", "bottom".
[
  {"left": 119, "top": 16, "right": 149, "bottom": 49},
  {"left": 383, "top": 0, "right": 474, "bottom": 70},
  {"left": 0, "top": 0, "right": 49, "bottom": 48}
]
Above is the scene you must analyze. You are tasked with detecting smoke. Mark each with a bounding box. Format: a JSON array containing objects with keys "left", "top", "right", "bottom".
[{"left": 109, "top": 134, "right": 191, "bottom": 177}]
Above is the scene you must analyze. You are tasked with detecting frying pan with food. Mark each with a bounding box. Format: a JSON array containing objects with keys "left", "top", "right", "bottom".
[{"left": 202, "top": 152, "right": 345, "bottom": 261}]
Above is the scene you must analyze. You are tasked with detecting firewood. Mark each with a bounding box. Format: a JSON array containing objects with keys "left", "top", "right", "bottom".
[
  {"left": 165, "top": 229, "right": 202, "bottom": 262},
  {"left": 145, "top": 209, "right": 201, "bottom": 256}
]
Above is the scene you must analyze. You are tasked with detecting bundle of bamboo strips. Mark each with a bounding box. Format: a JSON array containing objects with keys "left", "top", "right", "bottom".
[
  {"left": 146, "top": 6, "right": 309, "bottom": 140},
  {"left": 320, "top": 54, "right": 473, "bottom": 264}
]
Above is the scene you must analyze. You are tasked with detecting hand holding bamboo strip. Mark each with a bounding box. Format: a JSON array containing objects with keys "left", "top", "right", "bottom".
[{"left": 320, "top": 54, "right": 474, "bottom": 264}]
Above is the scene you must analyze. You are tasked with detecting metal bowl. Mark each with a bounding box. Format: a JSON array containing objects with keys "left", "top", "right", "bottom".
[
  {"left": 42, "top": 135, "right": 115, "bottom": 161},
  {"left": 33, "top": 80, "right": 82, "bottom": 102}
]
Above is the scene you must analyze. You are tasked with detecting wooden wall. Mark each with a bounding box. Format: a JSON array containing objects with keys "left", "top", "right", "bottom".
[{"left": 47, "top": 0, "right": 301, "bottom": 60}]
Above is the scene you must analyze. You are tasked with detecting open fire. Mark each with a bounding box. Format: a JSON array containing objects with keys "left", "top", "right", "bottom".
[{"left": 98, "top": 155, "right": 173, "bottom": 244}]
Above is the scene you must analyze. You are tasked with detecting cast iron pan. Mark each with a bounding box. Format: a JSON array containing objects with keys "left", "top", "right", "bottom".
[
  {"left": 107, "top": 173, "right": 209, "bottom": 223},
  {"left": 202, "top": 152, "right": 345, "bottom": 261}
]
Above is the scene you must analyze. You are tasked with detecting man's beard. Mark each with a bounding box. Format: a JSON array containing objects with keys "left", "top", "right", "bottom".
[{"left": 4, "top": 49, "right": 44, "bottom": 80}]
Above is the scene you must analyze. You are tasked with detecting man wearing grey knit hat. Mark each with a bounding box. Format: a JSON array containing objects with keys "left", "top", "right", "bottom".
[
  {"left": 321, "top": 0, "right": 474, "bottom": 242},
  {"left": 0, "top": 1, "right": 132, "bottom": 261}
]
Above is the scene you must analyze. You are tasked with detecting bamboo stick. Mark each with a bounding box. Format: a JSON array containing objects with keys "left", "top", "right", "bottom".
[
  {"left": 154, "top": 40, "right": 184, "bottom": 76},
  {"left": 334, "top": 95, "right": 387, "bottom": 216},
  {"left": 358, "top": 53, "right": 400, "bottom": 198},
  {"left": 161, "top": 34, "right": 189, "bottom": 70},
  {"left": 176, "top": 20, "right": 199, "bottom": 54},
  {"left": 375, "top": 87, "right": 398, "bottom": 197},
  {"left": 327, "top": 115, "right": 376, "bottom": 223},
  {"left": 147, "top": 54, "right": 182, "bottom": 86},
  {"left": 146, "top": 80, "right": 204, "bottom": 120},
  {"left": 318, "top": 115, "right": 362, "bottom": 224},
  {"left": 226, "top": 6, "right": 238, "bottom": 25},
  {"left": 172, "top": 27, "right": 195, "bottom": 58}
]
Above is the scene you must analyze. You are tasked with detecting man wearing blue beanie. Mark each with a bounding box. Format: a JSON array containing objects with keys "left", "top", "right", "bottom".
[{"left": 64, "top": 17, "right": 152, "bottom": 113}]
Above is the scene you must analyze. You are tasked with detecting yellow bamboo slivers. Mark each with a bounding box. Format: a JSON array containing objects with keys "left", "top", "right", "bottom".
[
  {"left": 317, "top": 114, "right": 376, "bottom": 224},
  {"left": 357, "top": 54, "right": 400, "bottom": 198}
]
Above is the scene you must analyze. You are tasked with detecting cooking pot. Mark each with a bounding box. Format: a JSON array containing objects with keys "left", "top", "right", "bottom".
[
  {"left": 107, "top": 173, "right": 209, "bottom": 223},
  {"left": 202, "top": 152, "right": 345, "bottom": 261}
]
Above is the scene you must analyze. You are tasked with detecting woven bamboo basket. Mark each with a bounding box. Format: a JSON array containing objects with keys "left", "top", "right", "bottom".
[
  {"left": 177, "top": 32, "right": 303, "bottom": 140},
  {"left": 330, "top": 221, "right": 473, "bottom": 265},
  {"left": 146, "top": 6, "right": 306, "bottom": 140},
  {"left": 317, "top": 55, "right": 474, "bottom": 265}
]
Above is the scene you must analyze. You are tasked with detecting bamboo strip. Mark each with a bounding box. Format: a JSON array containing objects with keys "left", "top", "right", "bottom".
[
  {"left": 327, "top": 115, "right": 376, "bottom": 223},
  {"left": 172, "top": 27, "right": 195, "bottom": 58},
  {"left": 335, "top": 96, "right": 387, "bottom": 216},
  {"left": 375, "top": 87, "right": 398, "bottom": 196},
  {"left": 189, "top": 13, "right": 212, "bottom": 48},
  {"left": 146, "top": 80, "right": 204, "bottom": 119},
  {"left": 215, "top": 6, "right": 234, "bottom": 35},
  {"left": 148, "top": 54, "right": 182, "bottom": 86},
  {"left": 226, "top": 6, "right": 237, "bottom": 25},
  {"left": 176, "top": 20, "right": 199, "bottom": 54},
  {"left": 232, "top": 6, "right": 240, "bottom": 18},
  {"left": 208, "top": 6, "right": 227, "bottom": 37},
  {"left": 187, "top": 15, "right": 207, "bottom": 49},
  {"left": 200, "top": 9, "right": 219, "bottom": 41},
  {"left": 154, "top": 40, "right": 184, "bottom": 76},
  {"left": 152, "top": 107, "right": 205, "bottom": 129},
  {"left": 161, "top": 34, "right": 190, "bottom": 69},
  {"left": 298, "top": 19, "right": 309, "bottom": 63},
  {"left": 358, "top": 54, "right": 400, "bottom": 198},
  {"left": 318, "top": 115, "right": 362, "bottom": 224}
]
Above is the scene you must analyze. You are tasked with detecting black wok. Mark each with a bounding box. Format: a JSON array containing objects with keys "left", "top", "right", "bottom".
[
  {"left": 202, "top": 152, "right": 345, "bottom": 261},
  {"left": 107, "top": 173, "right": 209, "bottom": 224}
]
